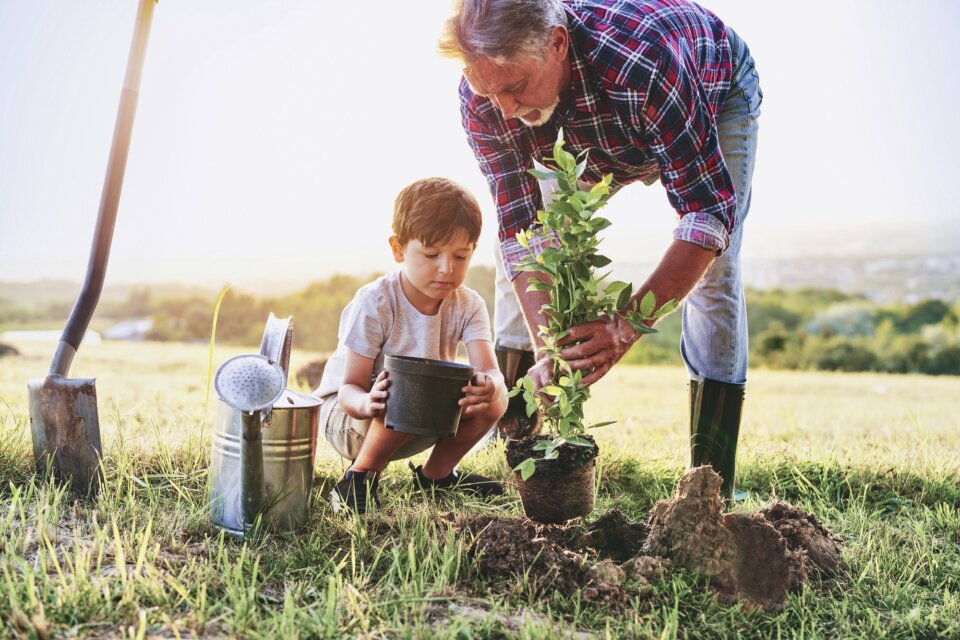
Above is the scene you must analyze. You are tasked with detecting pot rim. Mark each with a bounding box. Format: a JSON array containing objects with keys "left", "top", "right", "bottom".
[{"left": 384, "top": 355, "right": 475, "bottom": 380}]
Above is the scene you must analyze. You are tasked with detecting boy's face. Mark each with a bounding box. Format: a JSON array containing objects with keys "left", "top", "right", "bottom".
[{"left": 389, "top": 231, "right": 475, "bottom": 313}]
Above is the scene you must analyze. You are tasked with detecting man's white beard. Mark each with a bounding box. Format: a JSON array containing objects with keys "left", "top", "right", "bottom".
[{"left": 517, "top": 98, "right": 559, "bottom": 127}]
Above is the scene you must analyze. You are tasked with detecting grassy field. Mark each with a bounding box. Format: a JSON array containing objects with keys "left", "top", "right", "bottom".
[{"left": 1, "top": 340, "right": 958, "bottom": 639}]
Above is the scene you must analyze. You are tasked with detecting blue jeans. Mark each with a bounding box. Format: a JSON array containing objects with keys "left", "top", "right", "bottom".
[
  {"left": 494, "top": 28, "right": 761, "bottom": 385},
  {"left": 680, "top": 28, "right": 761, "bottom": 384}
]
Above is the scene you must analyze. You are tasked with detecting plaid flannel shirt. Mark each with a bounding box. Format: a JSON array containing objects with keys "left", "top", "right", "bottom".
[{"left": 461, "top": 0, "right": 736, "bottom": 278}]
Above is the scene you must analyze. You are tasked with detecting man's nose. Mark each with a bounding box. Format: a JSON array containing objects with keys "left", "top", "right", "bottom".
[{"left": 493, "top": 93, "right": 519, "bottom": 119}]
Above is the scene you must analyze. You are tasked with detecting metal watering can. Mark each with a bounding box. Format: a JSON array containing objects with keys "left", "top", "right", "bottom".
[{"left": 208, "top": 314, "right": 321, "bottom": 535}]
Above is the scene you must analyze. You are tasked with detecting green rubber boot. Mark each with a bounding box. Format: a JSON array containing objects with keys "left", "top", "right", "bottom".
[{"left": 689, "top": 377, "right": 745, "bottom": 507}]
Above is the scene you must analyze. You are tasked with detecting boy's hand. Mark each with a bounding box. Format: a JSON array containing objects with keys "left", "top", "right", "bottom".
[
  {"left": 459, "top": 372, "right": 500, "bottom": 417},
  {"left": 365, "top": 370, "right": 389, "bottom": 418}
]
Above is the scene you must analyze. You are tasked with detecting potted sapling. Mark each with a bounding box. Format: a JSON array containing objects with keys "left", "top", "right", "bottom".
[{"left": 505, "top": 133, "right": 675, "bottom": 524}]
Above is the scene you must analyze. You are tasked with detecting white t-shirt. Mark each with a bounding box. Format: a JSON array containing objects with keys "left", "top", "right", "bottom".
[{"left": 316, "top": 270, "right": 492, "bottom": 397}]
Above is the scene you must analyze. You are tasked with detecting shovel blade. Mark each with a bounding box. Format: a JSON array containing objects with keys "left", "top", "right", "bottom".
[{"left": 27, "top": 376, "right": 104, "bottom": 496}]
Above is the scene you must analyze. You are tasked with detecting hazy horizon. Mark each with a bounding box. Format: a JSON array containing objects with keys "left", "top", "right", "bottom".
[{"left": 2, "top": 1, "right": 959, "bottom": 292}]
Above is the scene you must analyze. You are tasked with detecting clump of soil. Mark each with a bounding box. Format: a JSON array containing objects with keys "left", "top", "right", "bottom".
[
  {"left": 643, "top": 466, "right": 842, "bottom": 610},
  {"left": 722, "top": 513, "right": 808, "bottom": 609},
  {"left": 758, "top": 500, "right": 844, "bottom": 576},
  {"left": 643, "top": 466, "right": 740, "bottom": 587},
  {"left": 505, "top": 435, "right": 599, "bottom": 477},
  {"left": 459, "top": 515, "right": 625, "bottom": 606}
]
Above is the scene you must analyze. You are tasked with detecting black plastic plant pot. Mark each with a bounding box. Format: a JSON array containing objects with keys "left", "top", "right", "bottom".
[{"left": 383, "top": 355, "right": 475, "bottom": 438}]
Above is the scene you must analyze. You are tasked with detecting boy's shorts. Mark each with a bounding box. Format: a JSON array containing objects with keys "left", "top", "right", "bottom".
[{"left": 319, "top": 393, "right": 439, "bottom": 462}]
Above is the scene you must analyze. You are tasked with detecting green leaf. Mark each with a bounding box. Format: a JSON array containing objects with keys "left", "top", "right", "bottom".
[
  {"left": 587, "top": 420, "right": 616, "bottom": 430},
  {"left": 565, "top": 436, "right": 594, "bottom": 447},
  {"left": 540, "top": 385, "right": 564, "bottom": 396},
  {"left": 575, "top": 157, "right": 587, "bottom": 179},
  {"left": 559, "top": 393, "right": 571, "bottom": 417},
  {"left": 654, "top": 298, "right": 678, "bottom": 318},
  {"left": 548, "top": 200, "right": 578, "bottom": 216},
  {"left": 514, "top": 458, "right": 537, "bottom": 481},
  {"left": 516, "top": 230, "right": 529, "bottom": 249},
  {"left": 589, "top": 254, "right": 612, "bottom": 268},
  {"left": 639, "top": 290, "right": 656, "bottom": 318},
  {"left": 528, "top": 168, "right": 561, "bottom": 181},
  {"left": 616, "top": 285, "right": 633, "bottom": 311},
  {"left": 532, "top": 439, "right": 554, "bottom": 451}
]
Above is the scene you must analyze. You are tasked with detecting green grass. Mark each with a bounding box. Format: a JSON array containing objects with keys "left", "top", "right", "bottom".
[{"left": 1, "top": 340, "right": 959, "bottom": 639}]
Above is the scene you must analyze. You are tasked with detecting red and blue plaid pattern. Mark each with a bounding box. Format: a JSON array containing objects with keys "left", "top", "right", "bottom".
[{"left": 460, "top": 0, "right": 736, "bottom": 277}]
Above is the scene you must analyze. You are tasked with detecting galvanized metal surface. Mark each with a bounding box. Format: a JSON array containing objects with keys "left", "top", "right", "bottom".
[
  {"left": 259, "top": 313, "right": 293, "bottom": 380},
  {"left": 214, "top": 355, "right": 285, "bottom": 412},
  {"left": 208, "top": 389, "right": 321, "bottom": 534}
]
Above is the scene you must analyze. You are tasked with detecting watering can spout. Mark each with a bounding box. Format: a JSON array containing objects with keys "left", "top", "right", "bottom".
[{"left": 239, "top": 410, "right": 267, "bottom": 528}]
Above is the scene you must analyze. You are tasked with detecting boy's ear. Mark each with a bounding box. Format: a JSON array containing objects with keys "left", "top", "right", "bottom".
[{"left": 389, "top": 236, "right": 405, "bottom": 263}]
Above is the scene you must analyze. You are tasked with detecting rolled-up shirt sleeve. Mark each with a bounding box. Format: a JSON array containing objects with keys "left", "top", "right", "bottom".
[
  {"left": 626, "top": 45, "right": 736, "bottom": 255},
  {"left": 460, "top": 81, "right": 551, "bottom": 279}
]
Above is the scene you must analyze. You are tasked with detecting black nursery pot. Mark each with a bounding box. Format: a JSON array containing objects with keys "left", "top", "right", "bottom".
[{"left": 383, "top": 355, "right": 475, "bottom": 438}]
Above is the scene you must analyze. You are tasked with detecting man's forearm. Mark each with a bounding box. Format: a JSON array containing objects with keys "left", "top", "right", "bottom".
[{"left": 634, "top": 239, "right": 716, "bottom": 323}]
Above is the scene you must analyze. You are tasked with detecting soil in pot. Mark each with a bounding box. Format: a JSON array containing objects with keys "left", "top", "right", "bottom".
[
  {"left": 383, "top": 355, "right": 474, "bottom": 438},
  {"left": 506, "top": 434, "right": 600, "bottom": 524}
]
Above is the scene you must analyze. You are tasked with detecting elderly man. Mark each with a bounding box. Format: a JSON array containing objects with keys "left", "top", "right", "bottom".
[{"left": 439, "top": 0, "right": 762, "bottom": 502}]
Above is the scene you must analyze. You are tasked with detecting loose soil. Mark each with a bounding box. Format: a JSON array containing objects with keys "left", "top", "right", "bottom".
[
  {"left": 459, "top": 515, "right": 627, "bottom": 607},
  {"left": 460, "top": 466, "right": 844, "bottom": 611}
]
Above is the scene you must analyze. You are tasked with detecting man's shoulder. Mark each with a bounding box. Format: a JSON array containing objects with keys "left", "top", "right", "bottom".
[{"left": 567, "top": 0, "right": 677, "bottom": 86}]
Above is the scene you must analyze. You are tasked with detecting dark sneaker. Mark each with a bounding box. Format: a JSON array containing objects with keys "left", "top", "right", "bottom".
[
  {"left": 330, "top": 470, "right": 380, "bottom": 514},
  {"left": 409, "top": 462, "right": 504, "bottom": 498}
]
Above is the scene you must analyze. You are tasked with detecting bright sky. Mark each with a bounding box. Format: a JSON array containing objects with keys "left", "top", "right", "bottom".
[{"left": 2, "top": 1, "right": 959, "bottom": 291}]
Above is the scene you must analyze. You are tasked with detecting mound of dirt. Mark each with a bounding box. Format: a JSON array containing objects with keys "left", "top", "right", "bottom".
[
  {"left": 758, "top": 500, "right": 844, "bottom": 576},
  {"left": 643, "top": 466, "right": 841, "bottom": 610},
  {"left": 459, "top": 467, "right": 843, "bottom": 611},
  {"left": 459, "top": 516, "right": 625, "bottom": 606},
  {"left": 643, "top": 466, "right": 740, "bottom": 590}
]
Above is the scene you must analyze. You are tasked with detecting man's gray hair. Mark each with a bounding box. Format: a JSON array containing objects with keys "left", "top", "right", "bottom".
[{"left": 439, "top": 0, "right": 568, "bottom": 64}]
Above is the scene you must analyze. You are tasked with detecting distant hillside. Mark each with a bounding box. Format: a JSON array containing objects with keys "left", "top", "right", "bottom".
[{"left": 0, "top": 280, "right": 218, "bottom": 307}]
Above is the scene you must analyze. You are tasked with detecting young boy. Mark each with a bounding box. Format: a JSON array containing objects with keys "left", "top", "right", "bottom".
[{"left": 315, "top": 177, "right": 508, "bottom": 513}]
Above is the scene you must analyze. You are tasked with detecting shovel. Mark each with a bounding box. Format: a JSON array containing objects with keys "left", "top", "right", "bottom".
[{"left": 27, "top": 0, "right": 157, "bottom": 496}]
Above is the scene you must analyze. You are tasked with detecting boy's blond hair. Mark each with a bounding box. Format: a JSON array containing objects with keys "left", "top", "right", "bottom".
[{"left": 392, "top": 177, "right": 482, "bottom": 247}]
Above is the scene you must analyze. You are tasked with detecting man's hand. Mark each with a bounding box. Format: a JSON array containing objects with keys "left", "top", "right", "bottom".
[
  {"left": 559, "top": 314, "right": 637, "bottom": 386},
  {"left": 526, "top": 357, "right": 555, "bottom": 396},
  {"left": 459, "top": 372, "right": 501, "bottom": 416},
  {"left": 364, "top": 370, "right": 390, "bottom": 418}
]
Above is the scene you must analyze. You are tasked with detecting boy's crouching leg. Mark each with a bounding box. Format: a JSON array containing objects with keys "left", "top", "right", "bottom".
[{"left": 419, "top": 399, "right": 506, "bottom": 483}]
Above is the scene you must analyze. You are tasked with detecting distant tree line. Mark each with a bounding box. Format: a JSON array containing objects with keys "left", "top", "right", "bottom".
[
  {"left": 4, "top": 269, "right": 958, "bottom": 374},
  {"left": 626, "top": 288, "right": 960, "bottom": 375}
]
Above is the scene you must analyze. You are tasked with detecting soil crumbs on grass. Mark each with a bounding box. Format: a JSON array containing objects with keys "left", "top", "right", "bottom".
[{"left": 459, "top": 466, "right": 844, "bottom": 611}]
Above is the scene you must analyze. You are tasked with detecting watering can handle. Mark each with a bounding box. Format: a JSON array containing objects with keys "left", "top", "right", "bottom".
[
  {"left": 50, "top": 0, "right": 157, "bottom": 377},
  {"left": 259, "top": 313, "right": 294, "bottom": 381}
]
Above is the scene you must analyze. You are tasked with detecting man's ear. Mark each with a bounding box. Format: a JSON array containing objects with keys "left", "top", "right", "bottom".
[
  {"left": 549, "top": 25, "right": 569, "bottom": 59},
  {"left": 389, "top": 236, "right": 405, "bottom": 262}
]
